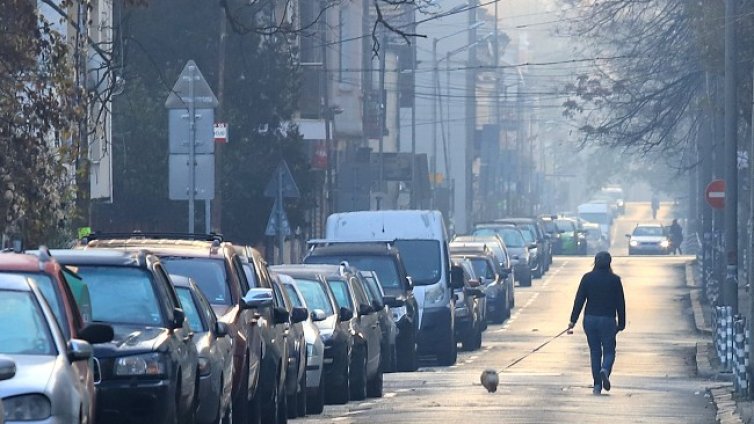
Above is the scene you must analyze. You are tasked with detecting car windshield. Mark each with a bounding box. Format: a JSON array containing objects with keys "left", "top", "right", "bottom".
[
  {"left": 162, "top": 258, "right": 232, "bottom": 305},
  {"left": 518, "top": 226, "right": 536, "bottom": 243},
  {"left": 2, "top": 272, "right": 66, "bottom": 339},
  {"left": 555, "top": 220, "right": 576, "bottom": 232},
  {"left": 0, "top": 290, "right": 56, "bottom": 355},
  {"left": 293, "top": 278, "right": 334, "bottom": 315},
  {"left": 580, "top": 213, "right": 609, "bottom": 225},
  {"left": 468, "top": 258, "right": 495, "bottom": 280},
  {"left": 633, "top": 226, "right": 664, "bottom": 236},
  {"left": 176, "top": 287, "right": 205, "bottom": 332},
  {"left": 393, "top": 240, "right": 441, "bottom": 286},
  {"left": 283, "top": 284, "right": 303, "bottom": 308},
  {"left": 305, "top": 255, "right": 400, "bottom": 288},
  {"left": 473, "top": 227, "right": 524, "bottom": 248},
  {"left": 326, "top": 278, "right": 353, "bottom": 310},
  {"left": 74, "top": 266, "right": 164, "bottom": 326}
]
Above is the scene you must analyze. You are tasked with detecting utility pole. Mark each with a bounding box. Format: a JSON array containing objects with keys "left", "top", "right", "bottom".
[
  {"left": 494, "top": 0, "right": 501, "bottom": 220},
  {"left": 212, "top": 7, "right": 228, "bottom": 233},
  {"left": 432, "top": 38, "right": 439, "bottom": 199},
  {"left": 377, "top": 33, "right": 387, "bottom": 210},
  {"left": 465, "top": 0, "right": 479, "bottom": 231},
  {"left": 723, "top": 0, "right": 738, "bottom": 313},
  {"left": 749, "top": 69, "right": 754, "bottom": 371},
  {"left": 410, "top": 11, "right": 417, "bottom": 209},
  {"left": 321, "top": 1, "right": 333, "bottom": 217},
  {"left": 187, "top": 63, "right": 197, "bottom": 234}
]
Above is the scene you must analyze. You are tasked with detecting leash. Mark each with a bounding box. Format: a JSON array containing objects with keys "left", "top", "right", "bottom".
[{"left": 497, "top": 328, "right": 570, "bottom": 374}]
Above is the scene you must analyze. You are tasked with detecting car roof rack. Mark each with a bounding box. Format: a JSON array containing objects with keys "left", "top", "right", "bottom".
[{"left": 83, "top": 231, "right": 224, "bottom": 243}]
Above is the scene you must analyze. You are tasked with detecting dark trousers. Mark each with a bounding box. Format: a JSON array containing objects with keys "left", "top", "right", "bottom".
[{"left": 583, "top": 315, "right": 617, "bottom": 387}]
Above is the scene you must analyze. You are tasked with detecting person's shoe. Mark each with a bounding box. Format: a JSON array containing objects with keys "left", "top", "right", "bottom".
[
  {"left": 600, "top": 369, "right": 611, "bottom": 391},
  {"left": 593, "top": 384, "right": 602, "bottom": 395}
]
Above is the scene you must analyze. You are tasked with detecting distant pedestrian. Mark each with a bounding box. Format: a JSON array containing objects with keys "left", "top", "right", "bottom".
[
  {"left": 568, "top": 251, "right": 626, "bottom": 395},
  {"left": 669, "top": 219, "right": 683, "bottom": 255},
  {"left": 651, "top": 194, "right": 660, "bottom": 219}
]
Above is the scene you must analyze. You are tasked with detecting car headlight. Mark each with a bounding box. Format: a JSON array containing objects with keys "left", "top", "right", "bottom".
[
  {"left": 391, "top": 305, "right": 407, "bottom": 322},
  {"left": 629, "top": 240, "right": 638, "bottom": 247},
  {"left": 617, "top": 200, "right": 624, "bottom": 207},
  {"left": 198, "top": 357, "right": 211, "bottom": 376},
  {"left": 660, "top": 240, "right": 670, "bottom": 248},
  {"left": 3, "top": 394, "right": 51, "bottom": 421},
  {"left": 424, "top": 284, "right": 446, "bottom": 306},
  {"left": 114, "top": 352, "right": 167, "bottom": 377}
]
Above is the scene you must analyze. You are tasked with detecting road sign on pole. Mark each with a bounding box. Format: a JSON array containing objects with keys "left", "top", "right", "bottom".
[
  {"left": 165, "top": 60, "right": 219, "bottom": 233},
  {"left": 264, "top": 160, "right": 301, "bottom": 198},
  {"left": 705, "top": 179, "right": 726, "bottom": 209}
]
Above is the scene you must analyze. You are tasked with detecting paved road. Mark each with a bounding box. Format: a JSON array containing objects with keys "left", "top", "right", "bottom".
[{"left": 295, "top": 204, "right": 715, "bottom": 423}]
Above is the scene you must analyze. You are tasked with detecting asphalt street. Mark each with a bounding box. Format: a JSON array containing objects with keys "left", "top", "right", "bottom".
[{"left": 297, "top": 203, "right": 715, "bottom": 423}]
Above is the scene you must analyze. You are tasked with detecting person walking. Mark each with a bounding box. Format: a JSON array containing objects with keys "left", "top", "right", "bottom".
[
  {"left": 568, "top": 251, "right": 626, "bottom": 395},
  {"left": 651, "top": 194, "right": 660, "bottom": 219},
  {"left": 669, "top": 219, "right": 683, "bottom": 255}
]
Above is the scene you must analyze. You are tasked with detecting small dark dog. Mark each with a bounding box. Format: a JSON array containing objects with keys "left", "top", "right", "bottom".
[{"left": 480, "top": 369, "right": 499, "bottom": 393}]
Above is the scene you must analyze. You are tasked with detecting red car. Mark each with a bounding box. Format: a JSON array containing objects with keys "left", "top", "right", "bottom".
[{"left": 0, "top": 250, "right": 113, "bottom": 423}]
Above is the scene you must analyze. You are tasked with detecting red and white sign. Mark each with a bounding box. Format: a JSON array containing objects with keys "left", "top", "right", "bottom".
[
  {"left": 705, "top": 179, "right": 725, "bottom": 209},
  {"left": 213, "top": 122, "right": 228, "bottom": 143}
]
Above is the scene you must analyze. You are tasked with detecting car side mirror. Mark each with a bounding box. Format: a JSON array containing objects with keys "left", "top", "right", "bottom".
[
  {"left": 172, "top": 308, "right": 186, "bottom": 329},
  {"left": 359, "top": 303, "right": 374, "bottom": 315},
  {"left": 78, "top": 323, "right": 114, "bottom": 345},
  {"left": 383, "top": 295, "right": 405, "bottom": 308},
  {"left": 339, "top": 306, "right": 353, "bottom": 322},
  {"left": 242, "top": 288, "right": 274, "bottom": 309},
  {"left": 67, "top": 339, "right": 93, "bottom": 362},
  {"left": 273, "top": 306, "right": 290, "bottom": 324},
  {"left": 290, "top": 307, "right": 309, "bottom": 324},
  {"left": 450, "top": 265, "right": 465, "bottom": 289},
  {"left": 405, "top": 276, "right": 414, "bottom": 290},
  {"left": 214, "top": 321, "right": 229, "bottom": 337},
  {"left": 310, "top": 309, "right": 327, "bottom": 322},
  {"left": 0, "top": 357, "right": 16, "bottom": 381}
]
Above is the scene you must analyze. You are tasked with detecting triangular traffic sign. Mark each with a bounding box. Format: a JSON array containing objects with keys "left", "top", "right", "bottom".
[
  {"left": 165, "top": 60, "right": 219, "bottom": 109},
  {"left": 265, "top": 198, "right": 292, "bottom": 236},
  {"left": 264, "top": 160, "right": 301, "bottom": 198}
]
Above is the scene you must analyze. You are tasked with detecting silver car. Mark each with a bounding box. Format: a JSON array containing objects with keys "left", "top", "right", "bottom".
[
  {"left": 170, "top": 275, "right": 233, "bottom": 424},
  {"left": 280, "top": 277, "right": 326, "bottom": 415},
  {"left": 0, "top": 274, "right": 94, "bottom": 424},
  {"left": 0, "top": 356, "right": 16, "bottom": 423}
]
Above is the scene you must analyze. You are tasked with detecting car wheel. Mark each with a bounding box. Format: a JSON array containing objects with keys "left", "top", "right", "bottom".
[
  {"left": 397, "top": 329, "right": 418, "bottom": 372},
  {"left": 366, "top": 360, "right": 383, "bottom": 398},
  {"left": 520, "top": 272, "right": 532, "bottom": 287},
  {"left": 437, "top": 329, "right": 457, "bottom": 366},
  {"left": 349, "top": 349, "right": 368, "bottom": 401},
  {"left": 326, "top": 352, "right": 350, "bottom": 405},
  {"left": 306, "top": 375, "right": 325, "bottom": 414}
]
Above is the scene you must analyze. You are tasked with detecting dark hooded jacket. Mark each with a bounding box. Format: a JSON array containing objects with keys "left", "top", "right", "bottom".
[{"left": 569, "top": 253, "right": 626, "bottom": 330}]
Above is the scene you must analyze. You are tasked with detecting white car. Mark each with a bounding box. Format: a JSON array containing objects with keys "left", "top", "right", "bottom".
[
  {"left": 0, "top": 275, "right": 94, "bottom": 424},
  {"left": 280, "top": 277, "right": 326, "bottom": 415},
  {"left": 627, "top": 224, "right": 670, "bottom": 255}
]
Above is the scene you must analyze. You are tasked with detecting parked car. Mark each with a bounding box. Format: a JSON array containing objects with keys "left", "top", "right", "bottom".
[
  {"left": 233, "top": 245, "right": 294, "bottom": 423},
  {"left": 0, "top": 274, "right": 97, "bottom": 424},
  {"left": 627, "top": 223, "right": 671, "bottom": 255},
  {"left": 279, "top": 277, "right": 326, "bottom": 415},
  {"left": 82, "top": 234, "right": 270, "bottom": 424},
  {"left": 449, "top": 261, "right": 485, "bottom": 351},
  {"left": 449, "top": 237, "right": 513, "bottom": 323},
  {"left": 553, "top": 218, "right": 586, "bottom": 256},
  {"left": 359, "top": 270, "right": 400, "bottom": 375},
  {"left": 270, "top": 265, "right": 354, "bottom": 405},
  {"left": 493, "top": 218, "right": 550, "bottom": 277},
  {"left": 0, "top": 251, "right": 114, "bottom": 424},
  {"left": 170, "top": 274, "right": 234, "bottom": 424},
  {"left": 321, "top": 264, "right": 383, "bottom": 400},
  {"left": 303, "top": 241, "right": 418, "bottom": 371},
  {"left": 324, "top": 210, "right": 460, "bottom": 366},
  {"left": 0, "top": 356, "right": 15, "bottom": 421},
  {"left": 47, "top": 249, "right": 200, "bottom": 424},
  {"left": 271, "top": 273, "right": 309, "bottom": 419},
  {"left": 473, "top": 224, "right": 533, "bottom": 286}
]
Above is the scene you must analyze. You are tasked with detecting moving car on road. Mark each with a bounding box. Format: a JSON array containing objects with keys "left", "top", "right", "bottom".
[
  {"left": 627, "top": 224, "right": 671, "bottom": 255},
  {"left": 0, "top": 274, "right": 98, "bottom": 424}
]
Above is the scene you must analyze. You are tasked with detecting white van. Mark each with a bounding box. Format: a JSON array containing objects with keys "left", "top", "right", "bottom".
[
  {"left": 577, "top": 203, "right": 613, "bottom": 242},
  {"left": 325, "top": 210, "right": 460, "bottom": 365}
]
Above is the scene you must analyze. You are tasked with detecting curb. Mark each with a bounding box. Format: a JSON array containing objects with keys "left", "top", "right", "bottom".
[{"left": 685, "top": 261, "right": 744, "bottom": 423}]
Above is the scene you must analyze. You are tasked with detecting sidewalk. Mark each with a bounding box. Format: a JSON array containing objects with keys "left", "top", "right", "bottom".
[{"left": 687, "top": 260, "right": 749, "bottom": 423}]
